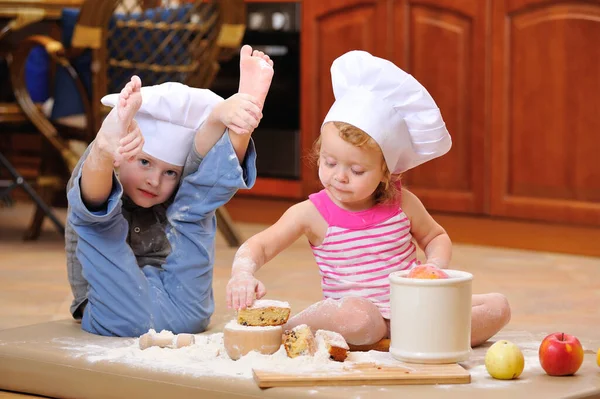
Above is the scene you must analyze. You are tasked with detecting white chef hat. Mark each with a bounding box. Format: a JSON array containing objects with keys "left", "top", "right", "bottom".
[
  {"left": 322, "top": 51, "right": 451, "bottom": 174},
  {"left": 101, "top": 81, "right": 223, "bottom": 166}
]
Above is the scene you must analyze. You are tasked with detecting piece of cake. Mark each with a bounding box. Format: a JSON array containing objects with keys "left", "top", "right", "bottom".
[
  {"left": 315, "top": 330, "right": 349, "bottom": 362},
  {"left": 282, "top": 324, "right": 317, "bottom": 358},
  {"left": 222, "top": 320, "right": 283, "bottom": 360},
  {"left": 237, "top": 299, "right": 291, "bottom": 327}
]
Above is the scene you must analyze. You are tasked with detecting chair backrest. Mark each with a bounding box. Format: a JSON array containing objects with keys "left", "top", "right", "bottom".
[
  {"left": 71, "top": 0, "right": 245, "bottom": 133},
  {"left": 7, "top": 0, "right": 245, "bottom": 172},
  {"left": 107, "top": 0, "right": 221, "bottom": 93}
]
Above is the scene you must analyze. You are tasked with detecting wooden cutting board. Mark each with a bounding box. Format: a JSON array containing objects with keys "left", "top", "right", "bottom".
[{"left": 253, "top": 362, "right": 470, "bottom": 388}]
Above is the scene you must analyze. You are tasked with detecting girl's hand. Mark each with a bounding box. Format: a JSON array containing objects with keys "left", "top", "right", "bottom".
[{"left": 226, "top": 271, "right": 267, "bottom": 310}]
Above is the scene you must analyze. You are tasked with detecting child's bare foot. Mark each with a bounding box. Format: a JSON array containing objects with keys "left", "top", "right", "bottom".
[
  {"left": 114, "top": 76, "right": 144, "bottom": 166},
  {"left": 96, "top": 76, "right": 144, "bottom": 166},
  {"left": 117, "top": 75, "right": 142, "bottom": 134},
  {"left": 238, "top": 45, "right": 274, "bottom": 110}
]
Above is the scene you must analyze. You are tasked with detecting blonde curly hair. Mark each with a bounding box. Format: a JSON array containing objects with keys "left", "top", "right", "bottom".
[{"left": 312, "top": 121, "right": 401, "bottom": 205}]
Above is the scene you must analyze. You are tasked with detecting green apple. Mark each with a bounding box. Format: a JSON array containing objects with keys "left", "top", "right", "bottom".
[{"left": 485, "top": 340, "right": 525, "bottom": 380}]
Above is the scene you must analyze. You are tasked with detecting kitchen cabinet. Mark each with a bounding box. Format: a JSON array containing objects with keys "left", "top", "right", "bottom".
[
  {"left": 489, "top": 0, "right": 600, "bottom": 226},
  {"left": 292, "top": 0, "right": 600, "bottom": 226}
]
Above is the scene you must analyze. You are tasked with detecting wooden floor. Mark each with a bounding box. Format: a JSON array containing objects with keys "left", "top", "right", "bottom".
[
  {"left": 1, "top": 200, "right": 599, "bottom": 342},
  {"left": 1, "top": 200, "right": 599, "bottom": 399}
]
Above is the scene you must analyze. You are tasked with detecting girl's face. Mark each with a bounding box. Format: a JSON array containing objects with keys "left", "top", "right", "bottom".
[
  {"left": 318, "top": 123, "right": 385, "bottom": 211},
  {"left": 118, "top": 152, "right": 183, "bottom": 208}
]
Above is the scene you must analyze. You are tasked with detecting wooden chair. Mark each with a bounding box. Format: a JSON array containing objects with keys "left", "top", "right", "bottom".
[
  {"left": 8, "top": 0, "right": 246, "bottom": 245},
  {"left": 0, "top": 9, "right": 67, "bottom": 234}
]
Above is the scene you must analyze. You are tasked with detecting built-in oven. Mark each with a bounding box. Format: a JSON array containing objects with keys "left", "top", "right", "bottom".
[{"left": 209, "top": 2, "right": 300, "bottom": 180}]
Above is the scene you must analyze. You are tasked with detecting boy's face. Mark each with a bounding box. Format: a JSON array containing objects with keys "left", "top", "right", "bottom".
[
  {"left": 118, "top": 152, "right": 183, "bottom": 208},
  {"left": 318, "top": 123, "right": 385, "bottom": 211}
]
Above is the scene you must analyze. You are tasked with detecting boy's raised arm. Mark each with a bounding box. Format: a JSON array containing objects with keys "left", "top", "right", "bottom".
[{"left": 81, "top": 77, "right": 144, "bottom": 209}]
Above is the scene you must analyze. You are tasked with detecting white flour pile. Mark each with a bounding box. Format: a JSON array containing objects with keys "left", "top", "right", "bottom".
[
  {"left": 55, "top": 330, "right": 398, "bottom": 380},
  {"left": 54, "top": 330, "right": 546, "bottom": 388}
]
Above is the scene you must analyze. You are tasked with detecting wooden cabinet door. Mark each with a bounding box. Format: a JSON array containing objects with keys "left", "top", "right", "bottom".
[
  {"left": 395, "top": 0, "right": 489, "bottom": 214},
  {"left": 301, "top": 0, "right": 390, "bottom": 195},
  {"left": 490, "top": 0, "right": 600, "bottom": 226}
]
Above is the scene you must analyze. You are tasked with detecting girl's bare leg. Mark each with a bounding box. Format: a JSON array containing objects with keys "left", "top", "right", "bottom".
[
  {"left": 471, "top": 293, "right": 511, "bottom": 347},
  {"left": 284, "top": 296, "right": 387, "bottom": 346}
]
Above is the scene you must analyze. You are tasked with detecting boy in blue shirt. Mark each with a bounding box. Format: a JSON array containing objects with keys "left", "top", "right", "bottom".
[{"left": 66, "top": 45, "right": 274, "bottom": 336}]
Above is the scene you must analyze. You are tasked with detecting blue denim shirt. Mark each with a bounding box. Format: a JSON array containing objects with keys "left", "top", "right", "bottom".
[{"left": 66, "top": 132, "right": 256, "bottom": 336}]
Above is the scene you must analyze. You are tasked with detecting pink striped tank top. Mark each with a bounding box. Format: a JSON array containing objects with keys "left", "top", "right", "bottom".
[{"left": 308, "top": 189, "right": 418, "bottom": 318}]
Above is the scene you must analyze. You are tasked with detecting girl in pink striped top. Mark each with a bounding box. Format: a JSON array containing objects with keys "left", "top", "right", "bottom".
[{"left": 226, "top": 51, "right": 510, "bottom": 348}]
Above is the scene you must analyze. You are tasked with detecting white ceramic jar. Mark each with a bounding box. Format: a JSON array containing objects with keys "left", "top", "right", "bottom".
[{"left": 388, "top": 269, "right": 473, "bottom": 364}]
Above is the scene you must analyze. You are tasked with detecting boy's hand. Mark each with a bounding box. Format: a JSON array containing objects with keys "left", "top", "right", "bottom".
[
  {"left": 95, "top": 110, "right": 144, "bottom": 167},
  {"left": 95, "top": 76, "right": 144, "bottom": 166},
  {"left": 214, "top": 93, "right": 262, "bottom": 135},
  {"left": 114, "top": 120, "right": 144, "bottom": 167},
  {"left": 95, "top": 108, "right": 123, "bottom": 164},
  {"left": 226, "top": 271, "right": 267, "bottom": 310},
  {"left": 95, "top": 111, "right": 145, "bottom": 168}
]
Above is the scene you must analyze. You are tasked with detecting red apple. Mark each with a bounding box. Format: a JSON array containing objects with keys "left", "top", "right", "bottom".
[
  {"left": 538, "top": 332, "right": 584, "bottom": 376},
  {"left": 407, "top": 265, "right": 449, "bottom": 279}
]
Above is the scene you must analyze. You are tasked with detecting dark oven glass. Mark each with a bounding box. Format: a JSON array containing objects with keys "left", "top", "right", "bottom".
[{"left": 209, "top": 3, "right": 301, "bottom": 180}]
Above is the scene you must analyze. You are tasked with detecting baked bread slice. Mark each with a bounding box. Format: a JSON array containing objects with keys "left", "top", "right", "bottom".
[
  {"left": 316, "top": 330, "right": 349, "bottom": 362},
  {"left": 237, "top": 299, "right": 291, "bottom": 327},
  {"left": 282, "top": 324, "right": 317, "bottom": 358}
]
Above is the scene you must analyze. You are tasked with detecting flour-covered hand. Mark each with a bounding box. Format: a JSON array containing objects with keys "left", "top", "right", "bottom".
[
  {"left": 113, "top": 119, "right": 144, "bottom": 167},
  {"left": 226, "top": 271, "right": 267, "bottom": 310}
]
